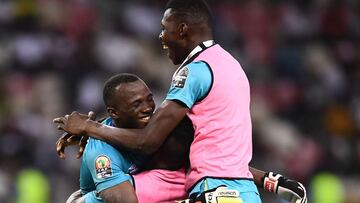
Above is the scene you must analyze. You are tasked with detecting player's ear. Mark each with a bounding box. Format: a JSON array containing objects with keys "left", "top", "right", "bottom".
[
  {"left": 178, "top": 22, "right": 188, "bottom": 37},
  {"left": 107, "top": 107, "right": 119, "bottom": 119}
]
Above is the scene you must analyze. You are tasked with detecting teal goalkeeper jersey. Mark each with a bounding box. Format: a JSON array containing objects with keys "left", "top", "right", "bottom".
[{"left": 79, "top": 117, "right": 136, "bottom": 202}]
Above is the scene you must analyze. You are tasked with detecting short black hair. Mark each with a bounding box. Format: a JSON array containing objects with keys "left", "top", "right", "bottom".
[
  {"left": 165, "top": 0, "right": 212, "bottom": 26},
  {"left": 103, "top": 73, "right": 140, "bottom": 106}
]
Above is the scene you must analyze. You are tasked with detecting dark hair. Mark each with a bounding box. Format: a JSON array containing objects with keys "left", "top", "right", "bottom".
[
  {"left": 165, "top": 0, "right": 212, "bottom": 26},
  {"left": 103, "top": 73, "right": 140, "bottom": 106}
]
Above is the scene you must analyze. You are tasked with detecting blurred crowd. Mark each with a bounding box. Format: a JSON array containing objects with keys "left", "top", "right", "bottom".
[{"left": 0, "top": 0, "right": 359, "bottom": 202}]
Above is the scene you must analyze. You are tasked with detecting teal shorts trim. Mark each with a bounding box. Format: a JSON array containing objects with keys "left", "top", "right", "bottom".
[{"left": 189, "top": 178, "right": 262, "bottom": 203}]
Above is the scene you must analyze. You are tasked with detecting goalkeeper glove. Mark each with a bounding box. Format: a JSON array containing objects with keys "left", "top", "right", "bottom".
[{"left": 263, "top": 172, "right": 307, "bottom": 203}]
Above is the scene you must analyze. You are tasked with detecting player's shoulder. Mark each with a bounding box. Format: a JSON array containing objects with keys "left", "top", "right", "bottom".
[
  {"left": 187, "top": 60, "right": 209, "bottom": 69},
  {"left": 83, "top": 117, "right": 117, "bottom": 153},
  {"left": 180, "top": 61, "right": 210, "bottom": 79},
  {"left": 84, "top": 138, "right": 119, "bottom": 159},
  {"left": 87, "top": 138, "right": 115, "bottom": 151},
  {"left": 84, "top": 118, "right": 120, "bottom": 159},
  {"left": 83, "top": 139, "right": 130, "bottom": 169},
  {"left": 185, "top": 60, "right": 212, "bottom": 81}
]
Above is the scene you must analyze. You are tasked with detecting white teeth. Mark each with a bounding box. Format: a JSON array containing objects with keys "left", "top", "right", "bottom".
[
  {"left": 162, "top": 44, "right": 168, "bottom": 50},
  {"left": 140, "top": 116, "right": 150, "bottom": 122}
]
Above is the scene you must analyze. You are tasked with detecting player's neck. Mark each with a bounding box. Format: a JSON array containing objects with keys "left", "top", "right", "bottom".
[{"left": 189, "top": 34, "right": 213, "bottom": 51}]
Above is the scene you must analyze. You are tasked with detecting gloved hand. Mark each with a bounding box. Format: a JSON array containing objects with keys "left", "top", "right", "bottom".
[
  {"left": 66, "top": 189, "right": 85, "bottom": 203},
  {"left": 263, "top": 172, "right": 307, "bottom": 203}
]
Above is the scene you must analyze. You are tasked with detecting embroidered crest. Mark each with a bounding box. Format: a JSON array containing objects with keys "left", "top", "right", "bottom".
[
  {"left": 95, "top": 155, "right": 112, "bottom": 179},
  {"left": 172, "top": 66, "right": 188, "bottom": 88}
]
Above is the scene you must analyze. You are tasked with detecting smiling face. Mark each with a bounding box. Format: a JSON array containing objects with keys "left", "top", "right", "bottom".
[
  {"left": 107, "top": 80, "right": 155, "bottom": 129},
  {"left": 159, "top": 9, "right": 189, "bottom": 65}
]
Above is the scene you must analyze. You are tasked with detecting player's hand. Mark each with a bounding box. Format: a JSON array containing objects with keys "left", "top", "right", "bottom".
[
  {"left": 263, "top": 172, "right": 307, "bottom": 203},
  {"left": 56, "top": 134, "right": 88, "bottom": 159},
  {"left": 53, "top": 111, "right": 91, "bottom": 135},
  {"left": 56, "top": 133, "right": 81, "bottom": 159},
  {"left": 76, "top": 135, "right": 89, "bottom": 159},
  {"left": 76, "top": 111, "right": 95, "bottom": 158},
  {"left": 66, "top": 189, "right": 85, "bottom": 203},
  {"left": 55, "top": 111, "right": 95, "bottom": 159}
]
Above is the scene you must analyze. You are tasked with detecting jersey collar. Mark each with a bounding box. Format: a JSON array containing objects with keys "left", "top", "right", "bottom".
[{"left": 179, "top": 40, "right": 215, "bottom": 68}]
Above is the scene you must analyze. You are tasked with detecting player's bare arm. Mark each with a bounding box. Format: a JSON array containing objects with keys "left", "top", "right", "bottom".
[
  {"left": 100, "top": 181, "right": 138, "bottom": 203},
  {"left": 54, "top": 100, "right": 188, "bottom": 154}
]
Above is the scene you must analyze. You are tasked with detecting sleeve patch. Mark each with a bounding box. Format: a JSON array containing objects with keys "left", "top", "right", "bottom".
[
  {"left": 172, "top": 66, "right": 188, "bottom": 88},
  {"left": 95, "top": 155, "right": 112, "bottom": 179}
]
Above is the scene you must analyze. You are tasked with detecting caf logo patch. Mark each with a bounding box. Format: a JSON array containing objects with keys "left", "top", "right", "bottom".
[
  {"left": 95, "top": 155, "right": 112, "bottom": 179},
  {"left": 172, "top": 66, "right": 188, "bottom": 88}
]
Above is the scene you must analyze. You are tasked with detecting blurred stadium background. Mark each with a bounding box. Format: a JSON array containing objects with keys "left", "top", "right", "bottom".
[{"left": 0, "top": 0, "right": 359, "bottom": 202}]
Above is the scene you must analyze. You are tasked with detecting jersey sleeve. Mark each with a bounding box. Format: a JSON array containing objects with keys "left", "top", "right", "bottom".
[
  {"left": 83, "top": 139, "right": 133, "bottom": 193},
  {"left": 80, "top": 158, "right": 95, "bottom": 195},
  {"left": 83, "top": 191, "right": 102, "bottom": 203},
  {"left": 165, "top": 61, "right": 212, "bottom": 108}
]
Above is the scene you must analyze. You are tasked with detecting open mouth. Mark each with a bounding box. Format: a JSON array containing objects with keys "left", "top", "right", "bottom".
[
  {"left": 139, "top": 115, "right": 151, "bottom": 123},
  {"left": 162, "top": 44, "right": 169, "bottom": 50},
  {"left": 162, "top": 44, "right": 171, "bottom": 58}
]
